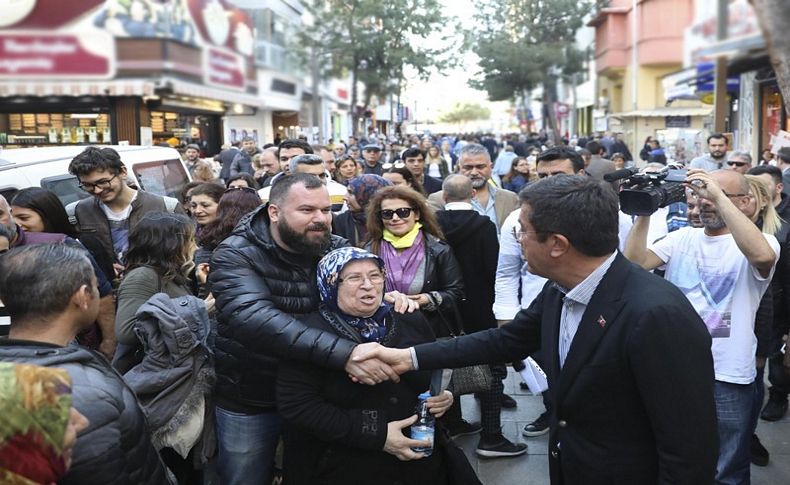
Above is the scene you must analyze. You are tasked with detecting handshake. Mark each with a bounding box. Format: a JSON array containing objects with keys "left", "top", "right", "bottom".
[{"left": 343, "top": 342, "right": 416, "bottom": 385}]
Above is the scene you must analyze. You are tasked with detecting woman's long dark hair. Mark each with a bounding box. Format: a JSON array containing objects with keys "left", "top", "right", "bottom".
[
  {"left": 125, "top": 212, "right": 195, "bottom": 285},
  {"left": 10, "top": 188, "right": 77, "bottom": 238},
  {"left": 502, "top": 156, "right": 528, "bottom": 183},
  {"left": 386, "top": 166, "right": 425, "bottom": 195},
  {"left": 365, "top": 185, "right": 444, "bottom": 254},
  {"left": 198, "top": 188, "right": 262, "bottom": 251}
]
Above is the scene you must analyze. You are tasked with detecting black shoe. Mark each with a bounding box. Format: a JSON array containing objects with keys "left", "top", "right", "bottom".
[
  {"left": 522, "top": 412, "right": 549, "bottom": 437},
  {"left": 760, "top": 398, "right": 788, "bottom": 421},
  {"left": 501, "top": 393, "right": 517, "bottom": 409},
  {"left": 476, "top": 435, "right": 528, "bottom": 458},
  {"left": 751, "top": 434, "right": 769, "bottom": 466},
  {"left": 446, "top": 420, "right": 482, "bottom": 439}
]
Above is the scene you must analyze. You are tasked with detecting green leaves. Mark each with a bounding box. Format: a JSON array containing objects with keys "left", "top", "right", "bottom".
[{"left": 438, "top": 103, "right": 492, "bottom": 124}]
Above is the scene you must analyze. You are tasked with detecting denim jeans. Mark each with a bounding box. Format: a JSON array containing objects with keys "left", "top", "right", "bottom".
[
  {"left": 215, "top": 406, "right": 283, "bottom": 485},
  {"left": 714, "top": 380, "right": 753, "bottom": 485}
]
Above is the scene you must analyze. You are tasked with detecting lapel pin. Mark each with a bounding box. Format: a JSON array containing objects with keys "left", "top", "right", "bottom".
[{"left": 597, "top": 315, "right": 606, "bottom": 328}]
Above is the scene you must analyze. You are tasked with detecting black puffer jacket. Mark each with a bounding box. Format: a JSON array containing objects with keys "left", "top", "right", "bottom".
[
  {"left": 0, "top": 340, "right": 172, "bottom": 485},
  {"left": 209, "top": 205, "right": 354, "bottom": 411}
]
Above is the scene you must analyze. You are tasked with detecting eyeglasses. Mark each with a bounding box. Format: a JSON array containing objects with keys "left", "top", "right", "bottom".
[
  {"left": 726, "top": 161, "right": 748, "bottom": 167},
  {"left": 225, "top": 186, "right": 258, "bottom": 194},
  {"left": 512, "top": 226, "right": 543, "bottom": 242},
  {"left": 379, "top": 207, "right": 415, "bottom": 220},
  {"left": 338, "top": 272, "right": 385, "bottom": 286},
  {"left": 78, "top": 173, "right": 118, "bottom": 192},
  {"left": 382, "top": 160, "right": 405, "bottom": 170}
]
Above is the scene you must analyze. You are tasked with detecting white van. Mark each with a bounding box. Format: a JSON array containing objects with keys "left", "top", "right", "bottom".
[{"left": 0, "top": 145, "right": 191, "bottom": 206}]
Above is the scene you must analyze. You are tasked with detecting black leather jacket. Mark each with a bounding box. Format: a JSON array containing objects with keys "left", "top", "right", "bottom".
[{"left": 209, "top": 205, "right": 353, "bottom": 411}]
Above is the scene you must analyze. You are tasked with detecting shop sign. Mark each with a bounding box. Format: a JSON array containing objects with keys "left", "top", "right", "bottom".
[
  {"left": 204, "top": 47, "right": 245, "bottom": 90},
  {"left": 685, "top": 0, "right": 760, "bottom": 65},
  {"left": 0, "top": 0, "right": 105, "bottom": 29},
  {"left": 187, "top": 0, "right": 254, "bottom": 57},
  {"left": 665, "top": 116, "right": 691, "bottom": 128},
  {"left": 0, "top": 32, "right": 115, "bottom": 78}
]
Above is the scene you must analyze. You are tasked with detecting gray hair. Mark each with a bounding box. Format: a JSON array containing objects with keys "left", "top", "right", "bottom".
[
  {"left": 0, "top": 244, "right": 94, "bottom": 325},
  {"left": 730, "top": 151, "right": 753, "bottom": 166},
  {"left": 0, "top": 195, "right": 17, "bottom": 241},
  {"left": 442, "top": 174, "right": 473, "bottom": 202},
  {"left": 289, "top": 154, "right": 325, "bottom": 174},
  {"left": 458, "top": 143, "right": 491, "bottom": 164}
]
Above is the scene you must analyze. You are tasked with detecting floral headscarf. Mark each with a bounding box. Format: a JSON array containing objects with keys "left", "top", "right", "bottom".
[
  {"left": 0, "top": 363, "right": 73, "bottom": 485},
  {"left": 317, "top": 247, "right": 391, "bottom": 342},
  {"left": 347, "top": 175, "right": 392, "bottom": 210}
]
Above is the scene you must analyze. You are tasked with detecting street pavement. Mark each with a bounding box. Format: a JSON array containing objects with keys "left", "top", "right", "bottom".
[{"left": 456, "top": 370, "right": 790, "bottom": 484}]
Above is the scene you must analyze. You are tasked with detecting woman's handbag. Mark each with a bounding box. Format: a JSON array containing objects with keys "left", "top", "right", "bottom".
[{"left": 436, "top": 303, "right": 493, "bottom": 395}]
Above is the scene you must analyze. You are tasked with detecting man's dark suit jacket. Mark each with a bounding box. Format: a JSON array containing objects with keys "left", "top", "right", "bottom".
[
  {"left": 422, "top": 175, "right": 443, "bottom": 194},
  {"left": 414, "top": 253, "right": 718, "bottom": 485}
]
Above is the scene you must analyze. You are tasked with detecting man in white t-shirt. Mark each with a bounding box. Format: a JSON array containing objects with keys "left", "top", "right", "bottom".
[{"left": 624, "top": 169, "right": 779, "bottom": 485}]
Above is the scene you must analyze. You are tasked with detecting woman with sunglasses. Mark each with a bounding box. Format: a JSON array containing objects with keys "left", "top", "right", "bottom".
[{"left": 364, "top": 186, "right": 463, "bottom": 338}]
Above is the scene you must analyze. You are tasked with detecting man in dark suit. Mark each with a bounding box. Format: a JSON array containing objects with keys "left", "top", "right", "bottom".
[
  {"left": 358, "top": 175, "right": 718, "bottom": 484},
  {"left": 216, "top": 141, "right": 240, "bottom": 182},
  {"left": 401, "top": 147, "right": 443, "bottom": 194}
]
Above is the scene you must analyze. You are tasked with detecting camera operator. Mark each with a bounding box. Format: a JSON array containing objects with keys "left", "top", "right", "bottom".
[{"left": 623, "top": 169, "right": 779, "bottom": 484}]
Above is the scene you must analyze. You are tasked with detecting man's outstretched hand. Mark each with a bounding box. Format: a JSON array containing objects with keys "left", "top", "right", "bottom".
[
  {"left": 345, "top": 342, "right": 401, "bottom": 385},
  {"left": 353, "top": 344, "right": 414, "bottom": 375}
]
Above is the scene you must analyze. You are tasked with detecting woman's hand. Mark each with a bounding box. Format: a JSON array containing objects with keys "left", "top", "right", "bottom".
[
  {"left": 204, "top": 293, "right": 216, "bottom": 315},
  {"left": 196, "top": 263, "right": 210, "bottom": 284},
  {"left": 407, "top": 293, "right": 431, "bottom": 308},
  {"left": 382, "top": 415, "right": 430, "bottom": 461},
  {"left": 426, "top": 390, "right": 453, "bottom": 418}
]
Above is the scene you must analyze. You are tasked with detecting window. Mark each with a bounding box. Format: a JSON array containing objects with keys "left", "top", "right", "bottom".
[
  {"left": 40, "top": 175, "right": 91, "bottom": 206},
  {"left": 132, "top": 158, "right": 189, "bottom": 200}
]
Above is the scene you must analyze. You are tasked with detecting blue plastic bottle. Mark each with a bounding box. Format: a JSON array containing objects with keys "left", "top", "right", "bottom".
[{"left": 410, "top": 391, "right": 435, "bottom": 456}]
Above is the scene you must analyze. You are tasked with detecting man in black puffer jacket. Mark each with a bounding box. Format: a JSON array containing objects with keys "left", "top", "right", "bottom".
[
  {"left": 209, "top": 173, "right": 414, "bottom": 484},
  {"left": 0, "top": 244, "right": 172, "bottom": 485}
]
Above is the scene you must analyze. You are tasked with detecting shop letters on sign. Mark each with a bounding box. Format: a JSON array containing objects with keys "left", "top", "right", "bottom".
[
  {"left": 0, "top": 32, "right": 115, "bottom": 79},
  {"left": 204, "top": 47, "right": 245, "bottom": 91}
]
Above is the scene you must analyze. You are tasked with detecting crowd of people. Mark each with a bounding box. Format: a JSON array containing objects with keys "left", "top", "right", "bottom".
[{"left": 0, "top": 129, "right": 788, "bottom": 485}]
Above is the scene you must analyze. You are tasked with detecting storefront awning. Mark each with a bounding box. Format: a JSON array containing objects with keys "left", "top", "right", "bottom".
[
  {"left": 158, "top": 78, "right": 265, "bottom": 109},
  {"left": 611, "top": 107, "right": 713, "bottom": 118},
  {"left": 0, "top": 79, "right": 155, "bottom": 97}
]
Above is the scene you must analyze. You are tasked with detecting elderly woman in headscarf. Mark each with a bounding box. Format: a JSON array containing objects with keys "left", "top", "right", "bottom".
[
  {"left": 276, "top": 247, "right": 465, "bottom": 485},
  {"left": 332, "top": 174, "right": 392, "bottom": 247},
  {"left": 0, "top": 362, "right": 89, "bottom": 485}
]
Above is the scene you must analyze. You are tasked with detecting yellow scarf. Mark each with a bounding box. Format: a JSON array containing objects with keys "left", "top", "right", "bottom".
[{"left": 383, "top": 222, "right": 423, "bottom": 249}]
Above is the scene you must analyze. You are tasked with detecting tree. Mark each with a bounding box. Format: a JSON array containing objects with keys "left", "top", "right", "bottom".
[
  {"left": 303, "top": 0, "right": 459, "bottom": 137},
  {"left": 752, "top": 0, "right": 790, "bottom": 117},
  {"left": 469, "top": 0, "right": 593, "bottom": 139},
  {"left": 439, "top": 102, "right": 492, "bottom": 128}
]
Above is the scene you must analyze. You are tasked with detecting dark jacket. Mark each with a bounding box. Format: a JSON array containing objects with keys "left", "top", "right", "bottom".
[
  {"left": 503, "top": 174, "right": 529, "bottom": 194},
  {"left": 69, "top": 190, "right": 182, "bottom": 284},
  {"left": 332, "top": 210, "right": 364, "bottom": 247},
  {"left": 413, "top": 254, "right": 718, "bottom": 485},
  {"left": 216, "top": 147, "right": 239, "bottom": 181},
  {"left": 436, "top": 210, "right": 498, "bottom": 334},
  {"left": 0, "top": 340, "right": 173, "bottom": 485},
  {"left": 124, "top": 294, "right": 215, "bottom": 461},
  {"left": 230, "top": 149, "right": 258, "bottom": 176},
  {"left": 208, "top": 205, "right": 354, "bottom": 412},
  {"left": 772, "top": 194, "right": 790, "bottom": 337},
  {"left": 277, "top": 309, "right": 448, "bottom": 485},
  {"left": 366, "top": 235, "right": 465, "bottom": 337},
  {"left": 422, "top": 175, "right": 443, "bottom": 194}
]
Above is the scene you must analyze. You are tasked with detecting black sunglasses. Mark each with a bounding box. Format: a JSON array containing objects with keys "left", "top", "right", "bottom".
[
  {"left": 726, "top": 161, "right": 748, "bottom": 167},
  {"left": 379, "top": 207, "right": 415, "bottom": 220}
]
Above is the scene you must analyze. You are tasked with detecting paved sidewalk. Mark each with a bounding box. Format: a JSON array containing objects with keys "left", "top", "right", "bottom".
[{"left": 455, "top": 370, "right": 790, "bottom": 484}]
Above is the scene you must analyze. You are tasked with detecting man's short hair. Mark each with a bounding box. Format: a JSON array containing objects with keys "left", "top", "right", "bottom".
[
  {"left": 269, "top": 172, "right": 325, "bottom": 206},
  {"left": 536, "top": 146, "right": 584, "bottom": 173},
  {"left": 707, "top": 133, "right": 728, "bottom": 145},
  {"left": 185, "top": 144, "right": 200, "bottom": 151},
  {"left": 729, "top": 151, "right": 753, "bottom": 165},
  {"left": 401, "top": 147, "right": 424, "bottom": 161},
  {"left": 277, "top": 139, "right": 313, "bottom": 159},
  {"left": 776, "top": 148, "right": 790, "bottom": 165},
  {"left": 312, "top": 144, "right": 331, "bottom": 153},
  {"left": 519, "top": 175, "right": 619, "bottom": 257},
  {"left": 747, "top": 164, "right": 782, "bottom": 185},
  {"left": 442, "top": 174, "right": 473, "bottom": 202},
  {"left": 289, "top": 154, "right": 325, "bottom": 174},
  {"left": 458, "top": 143, "right": 491, "bottom": 163},
  {"left": 241, "top": 136, "right": 255, "bottom": 143},
  {"left": 586, "top": 141, "right": 604, "bottom": 156},
  {"left": 0, "top": 245, "right": 94, "bottom": 324},
  {"left": 68, "top": 146, "right": 125, "bottom": 177}
]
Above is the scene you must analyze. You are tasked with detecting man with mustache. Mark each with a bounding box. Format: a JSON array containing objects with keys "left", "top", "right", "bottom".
[
  {"left": 689, "top": 133, "right": 730, "bottom": 171},
  {"left": 624, "top": 169, "right": 780, "bottom": 485},
  {"left": 208, "top": 173, "right": 416, "bottom": 484}
]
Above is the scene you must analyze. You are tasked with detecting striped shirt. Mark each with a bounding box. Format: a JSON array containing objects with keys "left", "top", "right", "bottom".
[{"left": 556, "top": 252, "right": 617, "bottom": 368}]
